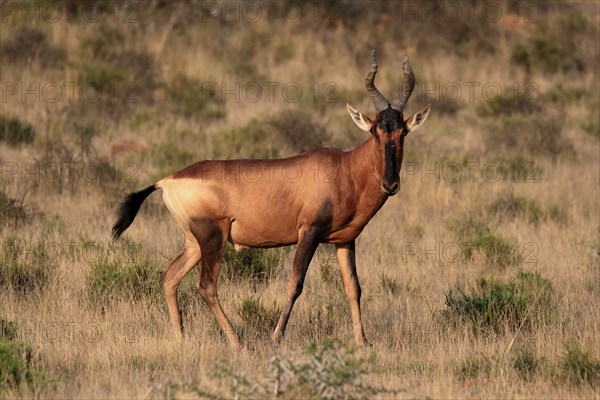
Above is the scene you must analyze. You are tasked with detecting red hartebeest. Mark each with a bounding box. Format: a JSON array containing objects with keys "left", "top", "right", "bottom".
[{"left": 112, "top": 51, "right": 431, "bottom": 348}]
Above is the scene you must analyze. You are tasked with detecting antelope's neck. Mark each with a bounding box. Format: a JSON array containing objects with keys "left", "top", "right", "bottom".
[{"left": 345, "top": 137, "right": 388, "bottom": 214}]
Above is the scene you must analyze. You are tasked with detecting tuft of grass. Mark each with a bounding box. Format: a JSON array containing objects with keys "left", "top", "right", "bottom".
[
  {"left": 490, "top": 155, "right": 543, "bottom": 183},
  {"left": 86, "top": 257, "right": 163, "bottom": 305},
  {"left": 484, "top": 114, "right": 574, "bottom": 160},
  {"left": 560, "top": 341, "right": 600, "bottom": 387},
  {"left": 222, "top": 245, "right": 284, "bottom": 283},
  {"left": 443, "top": 270, "right": 558, "bottom": 334},
  {"left": 320, "top": 260, "right": 343, "bottom": 293},
  {"left": 200, "top": 341, "right": 387, "bottom": 399},
  {"left": 0, "top": 192, "right": 28, "bottom": 228},
  {"left": 379, "top": 272, "right": 400, "bottom": 296},
  {"left": 0, "top": 320, "right": 18, "bottom": 342},
  {"left": 448, "top": 216, "right": 517, "bottom": 268},
  {"left": 0, "top": 236, "right": 49, "bottom": 295},
  {"left": 166, "top": 73, "right": 224, "bottom": 119},
  {"left": 1, "top": 25, "right": 66, "bottom": 68},
  {"left": 456, "top": 355, "right": 493, "bottom": 381},
  {"left": 0, "top": 115, "right": 36, "bottom": 146},
  {"left": 213, "top": 110, "right": 330, "bottom": 159},
  {"left": 236, "top": 296, "right": 280, "bottom": 340},
  {"left": 0, "top": 341, "right": 35, "bottom": 389},
  {"left": 476, "top": 88, "right": 541, "bottom": 117},
  {"left": 513, "top": 345, "right": 541, "bottom": 381},
  {"left": 511, "top": 35, "right": 574, "bottom": 74},
  {"left": 0, "top": 322, "right": 46, "bottom": 391},
  {"left": 488, "top": 191, "right": 544, "bottom": 224}
]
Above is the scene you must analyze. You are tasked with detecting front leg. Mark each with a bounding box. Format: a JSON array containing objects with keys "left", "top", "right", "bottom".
[
  {"left": 336, "top": 241, "right": 367, "bottom": 346},
  {"left": 272, "top": 225, "right": 320, "bottom": 342}
]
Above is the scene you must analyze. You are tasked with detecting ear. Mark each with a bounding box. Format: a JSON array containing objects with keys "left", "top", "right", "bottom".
[
  {"left": 347, "top": 103, "right": 373, "bottom": 132},
  {"left": 405, "top": 104, "right": 431, "bottom": 132}
]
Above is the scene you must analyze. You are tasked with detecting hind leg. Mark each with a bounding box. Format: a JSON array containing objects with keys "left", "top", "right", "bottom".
[
  {"left": 191, "top": 219, "right": 241, "bottom": 348},
  {"left": 162, "top": 233, "right": 201, "bottom": 338}
]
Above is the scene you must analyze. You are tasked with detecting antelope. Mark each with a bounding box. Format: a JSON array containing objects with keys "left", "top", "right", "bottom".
[{"left": 112, "top": 50, "right": 431, "bottom": 348}]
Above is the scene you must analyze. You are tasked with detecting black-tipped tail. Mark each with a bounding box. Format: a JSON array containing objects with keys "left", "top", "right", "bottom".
[{"left": 112, "top": 185, "right": 157, "bottom": 239}]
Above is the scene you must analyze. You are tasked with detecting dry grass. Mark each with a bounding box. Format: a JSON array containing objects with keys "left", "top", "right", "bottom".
[{"left": 1, "top": 1, "right": 599, "bottom": 398}]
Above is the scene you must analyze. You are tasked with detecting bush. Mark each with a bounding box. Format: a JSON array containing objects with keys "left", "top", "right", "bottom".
[
  {"left": 0, "top": 115, "right": 35, "bottom": 146},
  {"left": 443, "top": 270, "right": 558, "bottom": 334},
  {"left": 560, "top": 341, "right": 600, "bottom": 387},
  {"left": 488, "top": 191, "right": 544, "bottom": 224},
  {"left": 222, "top": 245, "right": 285, "bottom": 283}
]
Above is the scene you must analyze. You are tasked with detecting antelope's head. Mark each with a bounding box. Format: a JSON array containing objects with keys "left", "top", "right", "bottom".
[{"left": 347, "top": 50, "right": 431, "bottom": 196}]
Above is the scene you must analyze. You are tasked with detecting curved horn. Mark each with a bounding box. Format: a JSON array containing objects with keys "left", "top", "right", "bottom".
[
  {"left": 390, "top": 56, "right": 416, "bottom": 113},
  {"left": 364, "top": 50, "right": 389, "bottom": 113}
]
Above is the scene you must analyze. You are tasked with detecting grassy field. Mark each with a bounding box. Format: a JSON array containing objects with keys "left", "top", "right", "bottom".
[{"left": 1, "top": 1, "right": 599, "bottom": 398}]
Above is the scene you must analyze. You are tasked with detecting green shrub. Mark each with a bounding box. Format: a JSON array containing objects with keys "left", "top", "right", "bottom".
[
  {"left": 222, "top": 245, "right": 284, "bottom": 283},
  {"left": 560, "top": 341, "right": 600, "bottom": 387},
  {"left": 236, "top": 297, "right": 280, "bottom": 339},
  {"left": 443, "top": 270, "right": 558, "bottom": 334},
  {"left": 0, "top": 115, "right": 35, "bottom": 146},
  {"left": 488, "top": 192, "right": 544, "bottom": 223}
]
